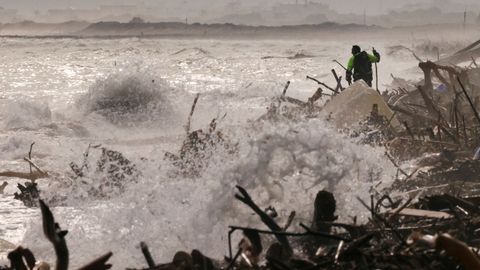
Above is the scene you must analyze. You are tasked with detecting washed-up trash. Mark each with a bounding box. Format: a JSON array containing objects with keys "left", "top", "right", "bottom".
[{"left": 435, "top": 83, "right": 448, "bottom": 92}]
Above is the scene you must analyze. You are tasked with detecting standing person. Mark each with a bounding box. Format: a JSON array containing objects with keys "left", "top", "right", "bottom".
[{"left": 346, "top": 45, "right": 380, "bottom": 87}]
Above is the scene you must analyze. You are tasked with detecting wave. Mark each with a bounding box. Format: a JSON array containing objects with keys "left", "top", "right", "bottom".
[
  {"left": 22, "top": 117, "right": 396, "bottom": 267},
  {"left": 0, "top": 99, "right": 52, "bottom": 130},
  {"left": 77, "top": 68, "right": 176, "bottom": 126}
]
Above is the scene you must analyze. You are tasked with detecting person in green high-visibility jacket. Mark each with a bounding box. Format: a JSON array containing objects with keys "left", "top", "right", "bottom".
[{"left": 346, "top": 45, "right": 380, "bottom": 87}]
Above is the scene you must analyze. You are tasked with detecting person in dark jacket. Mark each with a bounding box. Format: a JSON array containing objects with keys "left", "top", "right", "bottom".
[{"left": 346, "top": 45, "right": 380, "bottom": 87}]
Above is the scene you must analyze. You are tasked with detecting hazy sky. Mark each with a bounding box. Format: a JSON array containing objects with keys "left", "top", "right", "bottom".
[{"left": 0, "top": 0, "right": 478, "bottom": 14}]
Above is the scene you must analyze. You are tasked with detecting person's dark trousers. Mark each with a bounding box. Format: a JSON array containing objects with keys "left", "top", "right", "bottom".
[{"left": 353, "top": 78, "right": 372, "bottom": 87}]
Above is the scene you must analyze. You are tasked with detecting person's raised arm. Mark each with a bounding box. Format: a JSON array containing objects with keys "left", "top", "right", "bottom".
[
  {"left": 346, "top": 56, "right": 354, "bottom": 85},
  {"left": 369, "top": 48, "right": 381, "bottom": 62}
]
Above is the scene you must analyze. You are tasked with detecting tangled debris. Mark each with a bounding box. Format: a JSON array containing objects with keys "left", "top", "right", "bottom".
[
  {"left": 4, "top": 39, "right": 480, "bottom": 270},
  {"left": 164, "top": 94, "right": 236, "bottom": 177},
  {"left": 3, "top": 186, "right": 480, "bottom": 269},
  {"left": 260, "top": 38, "right": 480, "bottom": 197}
]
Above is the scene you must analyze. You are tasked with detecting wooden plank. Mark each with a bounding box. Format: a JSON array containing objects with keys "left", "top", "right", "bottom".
[{"left": 386, "top": 208, "right": 452, "bottom": 219}]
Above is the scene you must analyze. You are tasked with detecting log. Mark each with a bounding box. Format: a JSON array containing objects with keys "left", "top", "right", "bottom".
[{"left": 0, "top": 171, "right": 48, "bottom": 181}]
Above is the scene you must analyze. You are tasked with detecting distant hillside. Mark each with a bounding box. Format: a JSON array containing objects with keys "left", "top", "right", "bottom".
[
  {"left": 75, "top": 21, "right": 381, "bottom": 37},
  {"left": 0, "top": 20, "right": 90, "bottom": 36},
  {"left": 1, "top": 20, "right": 474, "bottom": 39}
]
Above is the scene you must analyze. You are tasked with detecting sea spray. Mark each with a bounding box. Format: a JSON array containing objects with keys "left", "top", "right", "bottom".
[
  {"left": 77, "top": 67, "right": 177, "bottom": 127},
  {"left": 0, "top": 99, "right": 52, "bottom": 130},
  {"left": 22, "top": 117, "right": 396, "bottom": 267}
]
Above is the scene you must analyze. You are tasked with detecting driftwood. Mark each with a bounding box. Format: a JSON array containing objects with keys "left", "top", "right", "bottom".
[
  {"left": 7, "top": 246, "right": 36, "bottom": 270},
  {"left": 7, "top": 40, "right": 480, "bottom": 270},
  {"left": 409, "top": 232, "right": 480, "bottom": 270},
  {"left": 386, "top": 208, "right": 453, "bottom": 219},
  {"left": 0, "top": 171, "right": 47, "bottom": 181},
  {"left": 140, "top": 242, "right": 156, "bottom": 269},
  {"left": 77, "top": 252, "right": 113, "bottom": 270},
  {"left": 14, "top": 182, "right": 40, "bottom": 207},
  {"left": 306, "top": 75, "right": 337, "bottom": 94},
  {"left": 23, "top": 157, "right": 47, "bottom": 176},
  {"left": 40, "top": 199, "right": 69, "bottom": 270},
  {"left": 457, "top": 77, "right": 480, "bottom": 126},
  {"left": 3, "top": 186, "right": 480, "bottom": 269},
  {"left": 234, "top": 186, "right": 293, "bottom": 255},
  {"left": 28, "top": 142, "right": 34, "bottom": 174},
  {"left": 165, "top": 94, "right": 235, "bottom": 177},
  {"left": 0, "top": 142, "right": 49, "bottom": 182},
  {"left": 331, "top": 69, "right": 344, "bottom": 92},
  {"left": 3, "top": 200, "right": 113, "bottom": 270},
  {"left": 185, "top": 93, "right": 200, "bottom": 135},
  {"left": 438, "top": 38, "right": 480, "bottom": 65}
]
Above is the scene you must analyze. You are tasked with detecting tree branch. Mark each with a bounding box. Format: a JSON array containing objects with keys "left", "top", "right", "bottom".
[{"left": 234, "top": 186, "right": 293, "bottom": 255}]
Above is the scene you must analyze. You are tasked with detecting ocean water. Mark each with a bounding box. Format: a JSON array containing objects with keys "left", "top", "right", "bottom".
[{"left": 0, "top": 37, "right": 421, "bottom": 267}]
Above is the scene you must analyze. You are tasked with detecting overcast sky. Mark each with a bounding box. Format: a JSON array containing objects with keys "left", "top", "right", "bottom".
[{"left": 0, "top": 0, "right": 478, "bottom": 14}]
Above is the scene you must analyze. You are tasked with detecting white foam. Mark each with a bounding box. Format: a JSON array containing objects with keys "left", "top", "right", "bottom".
[{"left": 21, "top": 118, "right": 396, "bottom": 267}]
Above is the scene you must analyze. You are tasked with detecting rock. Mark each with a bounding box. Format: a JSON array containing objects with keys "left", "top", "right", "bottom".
[{"left": 321, "top": 80, "right": 401, "bottom": 130}]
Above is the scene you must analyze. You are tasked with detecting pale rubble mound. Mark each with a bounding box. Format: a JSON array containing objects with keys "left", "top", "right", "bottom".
[{"left": 321, "top": 80, "right": 401, "bottom": 130}]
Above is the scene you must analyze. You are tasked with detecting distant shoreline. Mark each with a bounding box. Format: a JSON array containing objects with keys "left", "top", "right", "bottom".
[
  {"left": 0, "top": 20, "right": 477, "bottom": 39},
  {"left": 0, "top": 21, "right": 378, "bottom": 37}
]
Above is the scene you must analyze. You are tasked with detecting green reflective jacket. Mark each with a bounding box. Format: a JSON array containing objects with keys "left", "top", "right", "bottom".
[{"left": 347, "top": 52, "right": 379, "bottom": 72}]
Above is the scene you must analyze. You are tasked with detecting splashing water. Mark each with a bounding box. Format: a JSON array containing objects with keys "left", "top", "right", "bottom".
[
  {"left": 0, "top": 99, "right": 52, "bottom": 130},
  {"left": 21, "top": 117, "right": 396, "bottom": 268},
  {"left": 77, "top": 68, "right": 176, "bottom": 126},
  {"left": 0, "top": 37, "right": 420, "bottom": 267}
]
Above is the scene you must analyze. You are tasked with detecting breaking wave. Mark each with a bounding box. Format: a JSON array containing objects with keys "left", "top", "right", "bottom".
[
  {"left": 22, "top": 117, "right": 396, "bottom": 267},
  {"left": 0, "top": 100, "right": 52, "bottom": 130},
  {"left": 77, "top": 69, "right": 176, "bottom": 126}
]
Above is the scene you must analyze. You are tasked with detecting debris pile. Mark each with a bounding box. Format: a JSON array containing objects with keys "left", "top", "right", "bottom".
[
  {"left": 3, "top": 186, "right": 480, "bottom": 269},
  {"left": 3, "top": 39, "right": 480, "bottom": 270},
  {"left": 164, "top": 93, "right": 236, "bottom": 177},
  {"left": 262, "top": 39, "right": 480, "bottom": 197}
]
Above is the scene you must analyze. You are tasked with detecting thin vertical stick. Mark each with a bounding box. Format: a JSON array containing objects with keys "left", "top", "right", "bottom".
[
  {"left": 370, "top": 195, "right": 375, "bottom": 219},
  {"left": 140, "top": 242, "right": 156, "bottom": 269},
  {"left": 28, "top": 143, "right": 35, "bottom": 174},
  {"left": 458, "top": 77, "right": 480, "bottom": 126},
  {"left": 277, "top": 81, "right": 291, "bottom": 108},
  {"left": 331, "top": 69, "right": 344, "bottom": 91},
  {"left": 281, "top": 81, "right": 291, "bottom": 98},
  {"left": 185, "top": 93, "right": 200, "bottom": 135},
  {"left": 455, "top": 104, "right": 459, "bottom": 139},
  {"left": 403, "top": 122, "right": 415, "bottom": 140}
]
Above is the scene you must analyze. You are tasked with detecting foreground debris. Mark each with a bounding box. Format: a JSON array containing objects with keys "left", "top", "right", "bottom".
[
  {"left": 4, "top": 38, "right": 480, "bottom": 270},
  {"left": 132, "top": 187, "right": 480, "bottom": 270},
  {"left": 164, "top": 94, "right": 236, "bottom": 177},
  {"left": 4, "top": 187, "right": 480, "bottom": 269},
  {"left": 1, "top": 199, "right": 112, "bottom": 270}
]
